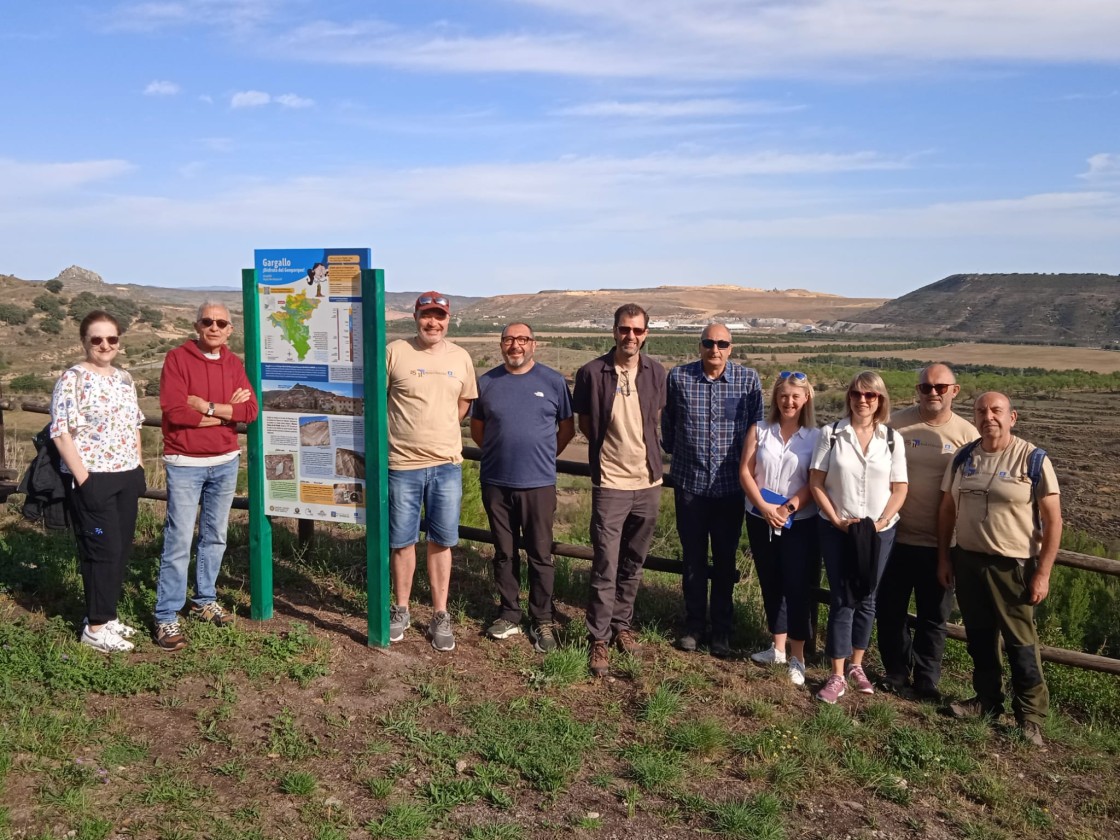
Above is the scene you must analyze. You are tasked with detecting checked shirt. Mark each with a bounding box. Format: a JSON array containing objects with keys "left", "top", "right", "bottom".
[{"left": 662, "top": 359, "right": 763, "bottom": 498}]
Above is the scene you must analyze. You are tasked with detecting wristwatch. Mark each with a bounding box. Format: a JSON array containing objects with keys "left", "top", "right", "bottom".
[
  {"left": 206, "top": 402, "right": 216, "bottom": 417},
  {"left": 785, "top": 502, "right": 796, "bottom": 514}
]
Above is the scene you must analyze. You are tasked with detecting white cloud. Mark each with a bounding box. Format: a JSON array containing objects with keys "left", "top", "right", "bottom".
[
  {"left": 144, "top": 79, "right": 180, "bottom": 96},
  {"left": 0, "top": 158, "right": 134, "bottom": 196},
  {"left": 101, "top": 0, "right": 276, "bottom": 34},
  {"left": 275, "top": 93, "right": 314, "bottom": 108},
  {"left": 230, "top": 90, "right": 271, "bottom": 108},
  {"left": 554, "top": 98, "right": 801, "bottom": 118},
  {"left": 1079, "top": 153, "right": 1120, "bottom": 182}
]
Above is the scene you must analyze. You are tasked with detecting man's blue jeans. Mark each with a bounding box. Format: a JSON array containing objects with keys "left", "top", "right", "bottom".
[{"left": 154, "top": 457, "right": 239, "bottom": 625}]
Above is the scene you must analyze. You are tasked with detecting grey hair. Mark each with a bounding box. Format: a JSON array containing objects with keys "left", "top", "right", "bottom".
[
  {"left": 501, "top": 321, "right": 534, "bottom": 338},
  {"left": 196, "top": 300, "right": 232, "bottom": 322}
]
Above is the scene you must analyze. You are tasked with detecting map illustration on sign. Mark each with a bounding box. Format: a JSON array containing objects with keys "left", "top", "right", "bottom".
[{"left": 255, "top": 248, "right": 371, "bottom": 524}]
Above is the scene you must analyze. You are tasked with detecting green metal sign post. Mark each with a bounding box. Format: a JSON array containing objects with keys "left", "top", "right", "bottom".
[
  {"left": 242, "top": 267, "right": 274, "bottom": 620},
  {"left": 362, "top": 268, "right": 390, "bottom": 647}
]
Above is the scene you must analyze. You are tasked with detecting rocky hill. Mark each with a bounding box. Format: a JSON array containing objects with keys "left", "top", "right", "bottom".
[{"left": 852, "top": 273, "right": 1120, "bottom": 344}]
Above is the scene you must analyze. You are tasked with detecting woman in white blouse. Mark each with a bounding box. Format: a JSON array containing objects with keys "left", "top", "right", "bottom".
[
  {"left": 740, "top": 371, "right": 821, "bottom": 686},
  {"left": 809, "top": 371, "right": 907, "bottom": 704},
  {"left": 50, "top": 311, "right": 146, "bottom": 653}
]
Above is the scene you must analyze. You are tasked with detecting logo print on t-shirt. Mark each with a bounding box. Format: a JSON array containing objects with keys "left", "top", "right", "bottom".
[{"left": 534, "top": 391, "right": 545, "bottom": 398}]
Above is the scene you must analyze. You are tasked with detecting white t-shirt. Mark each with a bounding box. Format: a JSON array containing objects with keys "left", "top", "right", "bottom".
[
  {"left": 750, "top": 422, "right": 819, "bottom": 520},
  {"left": 811, "top": 419, "right": 908, "bottom": 527}
]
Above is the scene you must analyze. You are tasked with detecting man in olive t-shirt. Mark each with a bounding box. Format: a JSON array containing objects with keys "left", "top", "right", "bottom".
[{"left": 937, "top": 391, "right": 1061, "bottom": 747}]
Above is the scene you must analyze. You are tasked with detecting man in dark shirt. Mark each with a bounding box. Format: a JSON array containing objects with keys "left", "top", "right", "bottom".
[{"left": 471, "top": 322, "right": 574, "bottom": 653}]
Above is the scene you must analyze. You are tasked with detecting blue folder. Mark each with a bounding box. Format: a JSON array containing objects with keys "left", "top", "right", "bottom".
[{"left": 751, "top": 488, "right": 793, "bottom": 529}]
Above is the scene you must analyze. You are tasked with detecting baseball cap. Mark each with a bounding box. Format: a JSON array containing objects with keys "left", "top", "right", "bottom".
[{"left": 414, "top": 291, "right": 450, "bottom": 315}]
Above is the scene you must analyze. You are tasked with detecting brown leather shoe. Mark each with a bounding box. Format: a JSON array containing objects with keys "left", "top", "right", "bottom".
[
  {"left": 613, "top": 629, "right": 641, "bottom": 655},
  {"left": 589, "top": 640, "right": 610, "bottom": 677},
  {"left": 1019, "top": 721, "right": 1045, "bottom": 748}
]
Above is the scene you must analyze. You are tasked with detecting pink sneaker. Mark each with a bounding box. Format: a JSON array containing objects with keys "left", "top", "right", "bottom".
[
  {"left": 816, "top": 674, "right": 846, "bottom": 704},
  {"left": 846, "top": 664, "right": 875, "bottom": 694}
]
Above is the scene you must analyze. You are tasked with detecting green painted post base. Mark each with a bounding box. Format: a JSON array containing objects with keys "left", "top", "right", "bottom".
[
  {"left": 243, "top": 268, "right": 274, "bottom": 621},
  {"left": 363, "top": 268, "right": 390, "bottom": 646}
]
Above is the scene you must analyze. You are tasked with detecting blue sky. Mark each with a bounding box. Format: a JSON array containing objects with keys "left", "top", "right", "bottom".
[{"left": 2, "top": 1, "right": 1118, "bottom": 298}]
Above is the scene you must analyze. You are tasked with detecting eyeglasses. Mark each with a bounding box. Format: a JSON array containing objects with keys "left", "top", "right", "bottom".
[
  {"left": 199, "top": 318, "right": 231, "bottom": 329},
  {"left": 500, "top": 335, "right": 534, "bottom": 347},
  {"left": 779, "top": 371, "right": 807, "bottom": 381},
  {"left": 700, "top": 338, "right": 731, "bottom": 350},
  {"left": 416, "top": 295, "right": 449, "bottom": 308},
  {"left": 958, "top": 488, "right": 990, "bottom": 522},
  {"left": 618, "top": 369, "right": 632, "bottom": 397},
  {"left": 88, "top": 335, "right": 120, "bottom": 347},
  {"left": 917, "top": 383, "right": 953, "bottom": 395},
  {"left": 849, "top": 390, "right": 880, "bottom": 401},
  {"left": 616, "top": 325, "right": 647, "bottom": 336}
]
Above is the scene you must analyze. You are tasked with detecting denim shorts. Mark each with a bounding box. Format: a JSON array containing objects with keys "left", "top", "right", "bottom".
[{"left": 388, "top": 463, "right": 463, "bottom": 549}]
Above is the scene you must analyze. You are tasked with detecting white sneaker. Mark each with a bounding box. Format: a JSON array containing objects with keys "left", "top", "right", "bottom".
[
  {"left": 84, "top": 617, "right": 137, "bottom": 639},
  {"left": 788, "top": 656, "right": 806, "bottom": 686},
  {"left": 81, "top": 624, "right": 135, "bottom": 653},
  {"left": 750, "top": 644, "right": 787, "bottom": 665}
]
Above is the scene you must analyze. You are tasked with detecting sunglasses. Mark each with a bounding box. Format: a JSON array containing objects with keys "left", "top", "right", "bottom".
[
  {"left": 199, "top": 318, "right": 231, "bottom": 329},
  {"left": 416, "top": 295, "right": 449, "bottom": 308},
  {"left": 500, "top": 335, "right": 533, "bottom": 347},
  {"left": 88, "top": 335, "right": 120, "bottom": 347},
  {"left": 779, "top": 371, "right": 807, "bottom": 381},
  {"left": 917, "top": 382, "right": 953, "bottom": 395},
  {"left": 849, "top": 390, "right": 880, "bottom": 401},
  {"left": 617, "top": 325, "right": 647, "bottom": 336},
  {"left": 700, "top": 338, "right": 731, "bottom": 350}
]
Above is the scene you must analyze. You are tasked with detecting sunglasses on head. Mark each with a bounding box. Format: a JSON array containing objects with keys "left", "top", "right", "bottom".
[
  {"left": 199, "top": 317, "right": 231, "bottom": 329},
  {"left": 88, "top": 335, "right": 120, "bottom": 347},
  {"left": 779, "top": 371, "right": 807, "bottom": 381},
  {"left": 616, "top": 325, "right": 647, "bottom": 336},
  {"left": 416, "top": 295, "right": 449, "bottom": 308},
  {"left": 700, "top": 338, "right": 731, "bottom": 349},
  {"left": 849, "top": 390, "right": 880, "bottom": 401},
  {"left": 917, "top": 382, "right": 953, "bottom": 395}
]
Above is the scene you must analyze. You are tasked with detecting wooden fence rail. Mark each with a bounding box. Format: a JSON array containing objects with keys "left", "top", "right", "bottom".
[{"left": 2, "top": 399, "right": 1119, "bottom": 675}]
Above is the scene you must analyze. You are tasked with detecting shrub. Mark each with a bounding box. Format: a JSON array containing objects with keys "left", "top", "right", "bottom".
[
  {"left": 8, "top": 373, "right": 54, "bottom": 394},
  {"left": 0, "top": 304, "right": 32, "bottom": 325}
]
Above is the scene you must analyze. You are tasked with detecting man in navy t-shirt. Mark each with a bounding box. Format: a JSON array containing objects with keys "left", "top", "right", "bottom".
[{"left": 470, "top": 322, "right": 575, "bottom": 652}]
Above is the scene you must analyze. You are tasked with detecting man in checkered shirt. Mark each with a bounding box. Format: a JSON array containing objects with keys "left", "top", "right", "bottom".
[{"left": 662, "top": 323, "right": 763, "bottom": 657}]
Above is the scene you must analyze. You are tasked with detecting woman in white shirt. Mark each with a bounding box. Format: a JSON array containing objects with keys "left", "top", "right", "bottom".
[
  {"left": 809, "top": 371, "right": 908, "bottom": 704},
  {"left": 740, "top": 371, "right": 821, "bottom": 686}
]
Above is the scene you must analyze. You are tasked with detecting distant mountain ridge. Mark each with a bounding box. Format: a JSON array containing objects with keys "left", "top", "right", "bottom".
[{"left": 853, "top": 273, "right": 1120, "bottom": 344}]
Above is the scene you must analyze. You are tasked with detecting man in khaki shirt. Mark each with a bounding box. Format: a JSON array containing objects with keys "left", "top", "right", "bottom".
[
  {"left": 937, "top": 391, "right": 1061, "bottom": 747},
  {"left": 385, "top": 292, "right": 478, "bottom": 652},
  {"left": 879, "top": 364, "right": 977, "bottom": 700}
]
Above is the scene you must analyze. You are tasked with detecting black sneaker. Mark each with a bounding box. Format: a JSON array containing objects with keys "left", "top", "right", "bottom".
[
  {"left": 709, "top": 634, "right": 732, "bottom": 659},
  {"left": 486, "top": 618, "right": 522, "bottom": 640},
  {"left": 528, "top": 622, "right": 557, "bottom": 653}
]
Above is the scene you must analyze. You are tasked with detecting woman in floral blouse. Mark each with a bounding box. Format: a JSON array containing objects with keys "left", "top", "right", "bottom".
[{"left": 50, "top": 311, "right": 146, "bottom": 652}]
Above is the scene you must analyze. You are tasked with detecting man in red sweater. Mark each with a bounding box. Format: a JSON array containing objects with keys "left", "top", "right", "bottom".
[{"left": 153, "top": 301, "right": 258, "bottom": 650}]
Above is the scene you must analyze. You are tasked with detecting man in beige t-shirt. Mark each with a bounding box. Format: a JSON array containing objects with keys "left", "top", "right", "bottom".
[
  {"left": 572, "top": 303, "right": 667, "bottom": 677},
  {"left": 879, "top": 364, "right": 977, "bottom": 700},
  {"left": 937, "top": 391, "right": 1061, "bottom": 746},
  {"left": 385, "top": 292, "right": 478, "bottom": 652}
]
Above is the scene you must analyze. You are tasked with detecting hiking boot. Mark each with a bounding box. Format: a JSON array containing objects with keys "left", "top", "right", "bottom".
[
  {"left": 486, "top": 618, "right": 522, "bottom": 641},
  {"left": 429, "top": 611, "right": 456, "bottom": 652},
  {"left": 1019, "top": 721, "right": 1046, "bottom": 748},
  {"left": 709, "top": 634, "right": 732, "bottom": 659},
  {"left": 84, "top": 617, "right": 137, "bottom": 639},
  {"left": 949, "top": 697, "right": 1001, "bottom": 720},
  {"left": 589, "top": 640, "right": 610, "bottom": 677},
  {"left": 155, "top": 621, "right": 188, "bottom": 652},
  {"left": 750, "top": 644, "right": 787, "bottom": 665},
  {"left": 190, "top": 601, "right": 234, "bottom": 627},
  {"left": 613, "top": 629, "right": 641, "bottom": 655},
  {"left": 880, "top": 673, "right": 911, "bottom": 696},
  {"left": 676, "top": 631, "right": 700, "bottom": 653},
  {"left": 846, "top": 664, "right": 875, "bottom": 695},
  {"left": 788, "top": 656, "right": 806, "bottom": 687},
  {"left": 389, "top": 604, "right": 410, "bottom": 642},
  {"left": 816, "top": 674, "right": 846, "bottom": 704},
  {"left": 81, "top": 623, "right": 134, "bottom": 653},
  {"left": 529, "top": 621, "right": 558, "bottom": 654},
  {"left": 912, "top": 684, "right": 943, "bottom": 703}
]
